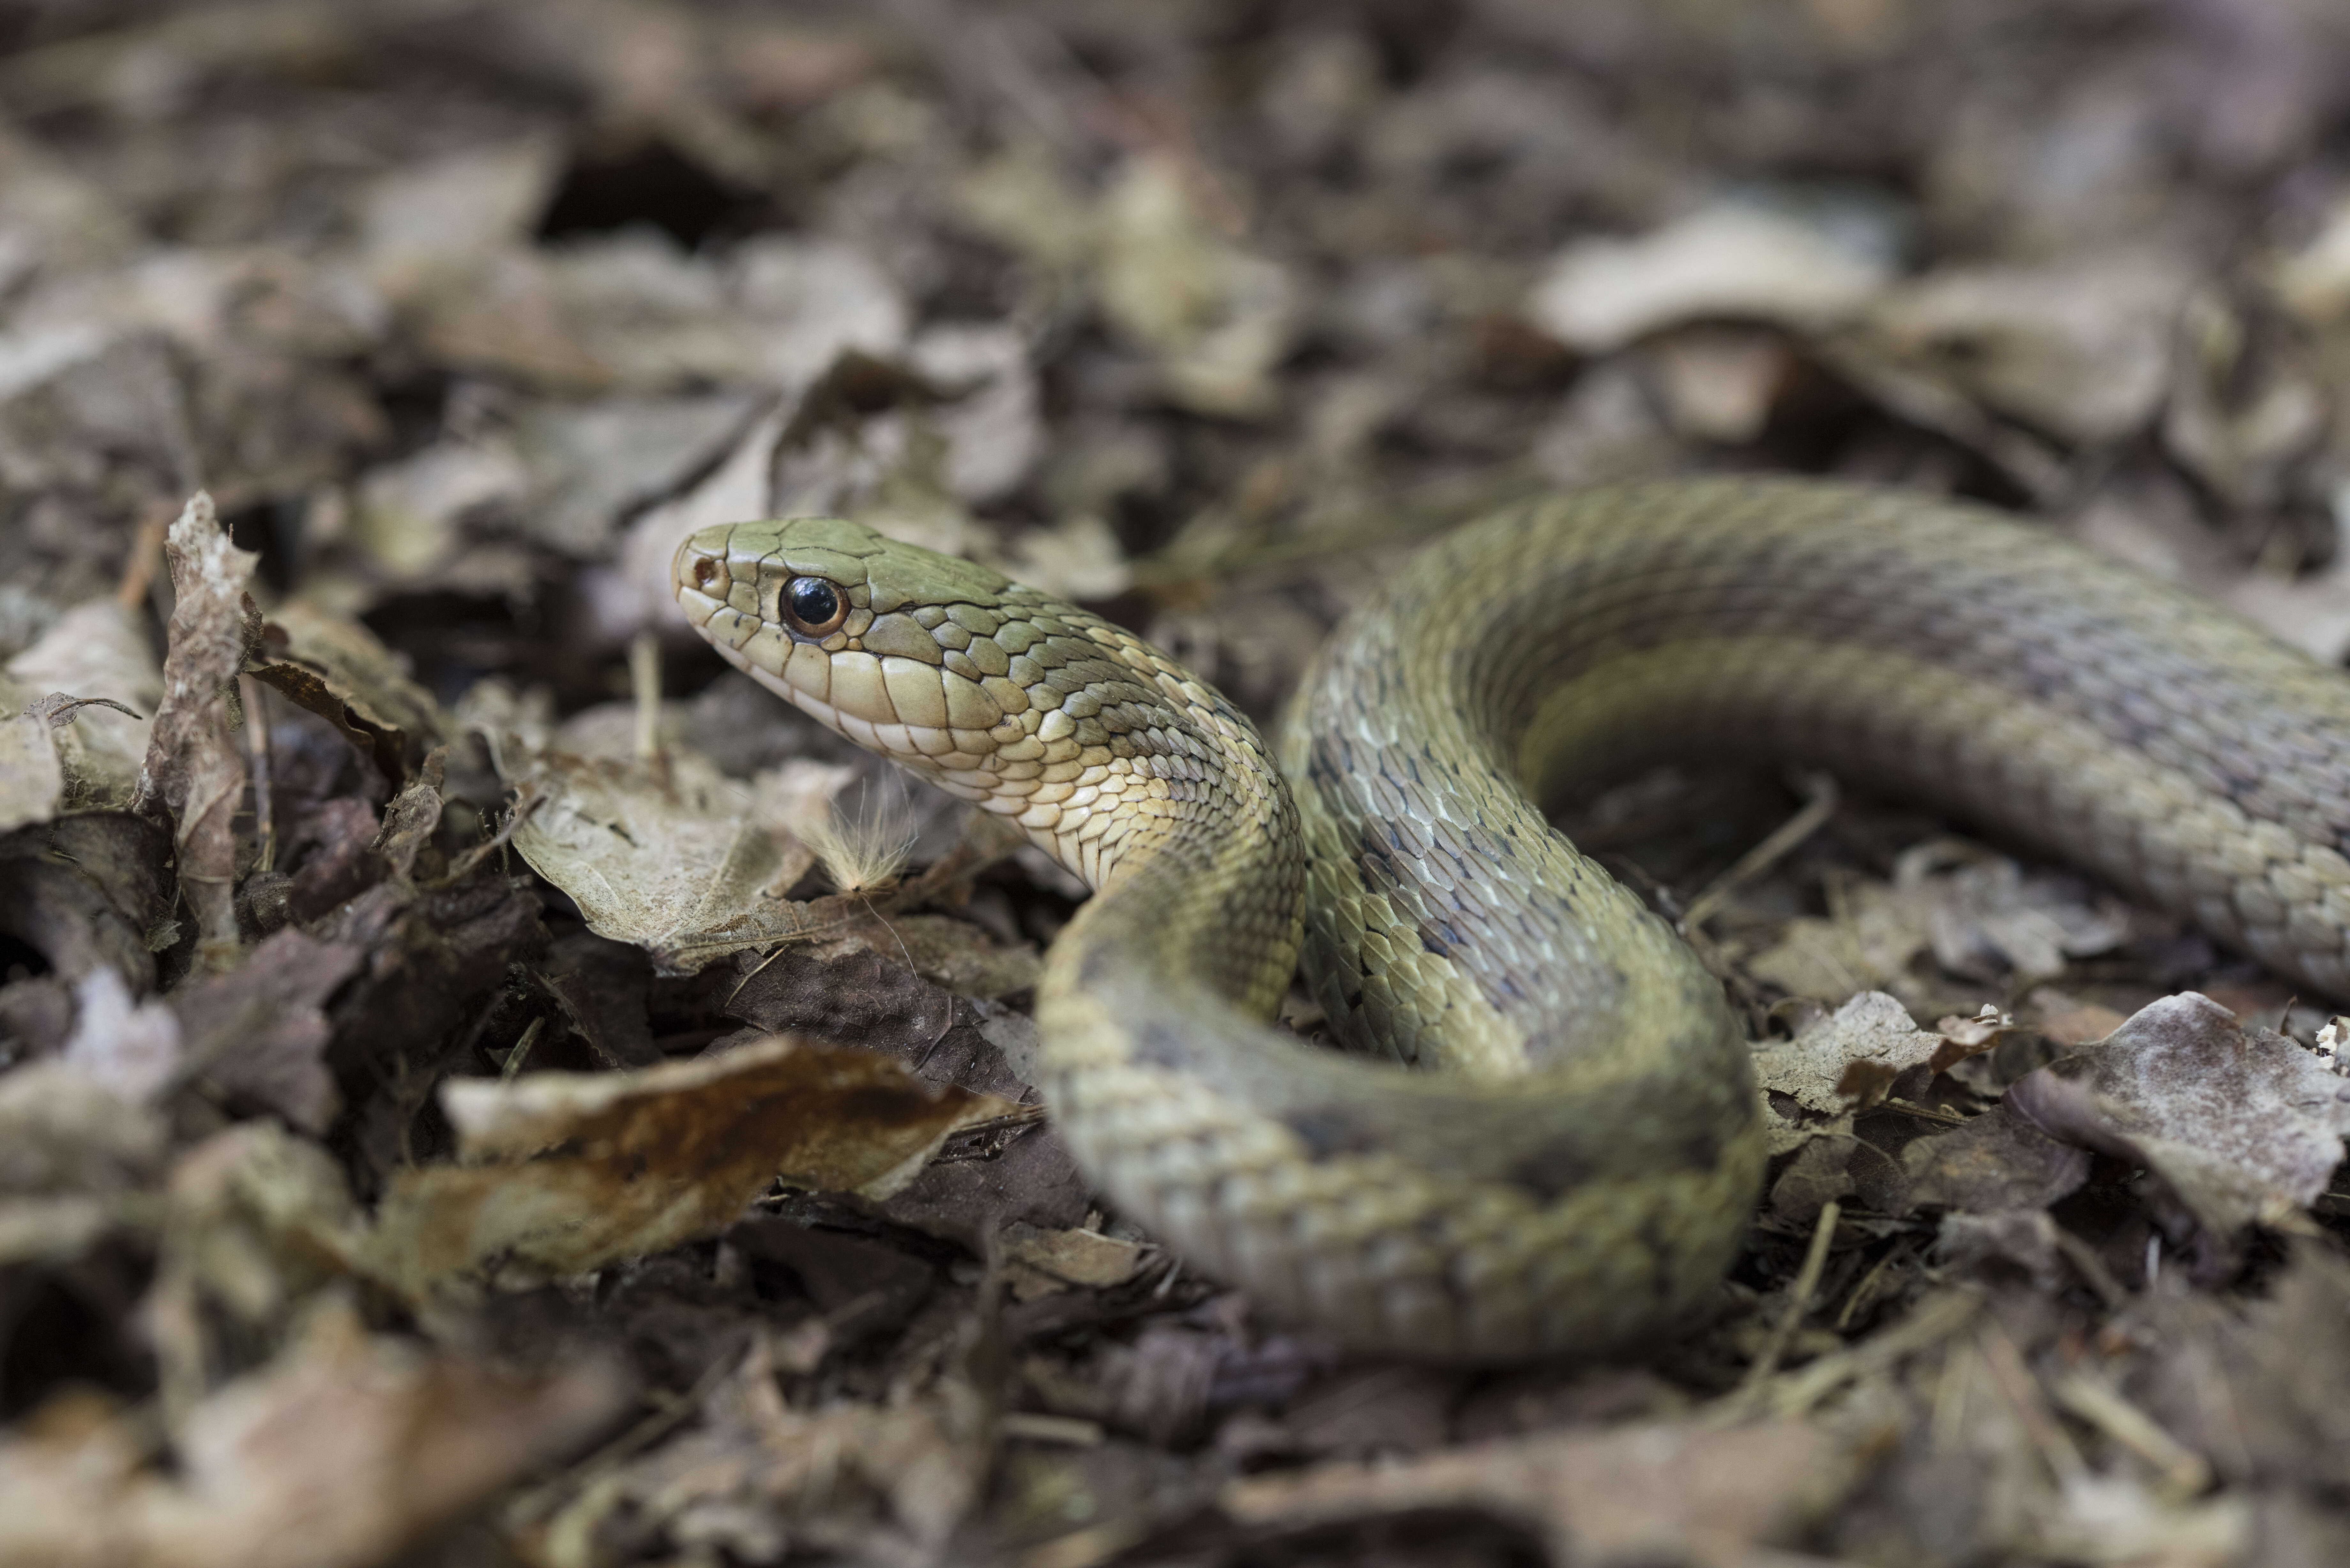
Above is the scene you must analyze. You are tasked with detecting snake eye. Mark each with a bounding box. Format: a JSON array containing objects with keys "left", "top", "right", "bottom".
[{"left": 783, "top": 575, "right": 847, "bottom": 636}]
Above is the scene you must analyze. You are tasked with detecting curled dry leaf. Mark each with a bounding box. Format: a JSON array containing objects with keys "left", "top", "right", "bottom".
[
  {"left": 1096, "top": 155, "right": 1297, "bottom": 420},
  {"left": 0, "top": 1299, "right": 626, "bottom": 1568},
  {"left": 1220, "top": 1415, "right": 1871, "bottom": 1567},
  {"left": 133, "top": 494, "right": 261, "bottom": 970},
  {"left": 370, "top": 1032, "right": 1018, "bottom": 1296},
  {"left": 1000, "top": 1222, "right": 1150, "bottom": 1302},
  {"left": 246, "top": 602, "right": 445, "bottom": 789},
  {"left": 2003, "top": 991, "right": 2350, "bottom": 1247},
  {"left": 539, "top": 1331, "right": 980, "bottom": 1563},
  {"left": 1861, "top": 253, "right": 2193, "bottom": 445},
  {"left": 3, "top": 595, "right": 159, "bottom": 820},
  {"left": 1526, "top": 204, "right": 1891, "bottom": 354},
  {"left": 474, "top": 701, "right": 826, "bottom": 972},
  {"left": 1752, "top": 991, "right": 1979, "bottom": 1154},
  {"left": 168, "top": 927, "right": 366, "bottom": 1133}
]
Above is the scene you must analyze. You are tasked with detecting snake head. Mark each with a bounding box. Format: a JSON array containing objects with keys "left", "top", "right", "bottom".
[{"left": 672, "top": 517, "right": 1038, "bottom": 798}]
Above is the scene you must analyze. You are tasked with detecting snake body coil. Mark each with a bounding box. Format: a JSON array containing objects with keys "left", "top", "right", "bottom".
[{"left": 676, "top": 478, "right": 2350, "bottom": 1360}]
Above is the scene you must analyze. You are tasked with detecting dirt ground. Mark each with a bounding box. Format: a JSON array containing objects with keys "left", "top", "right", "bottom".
[{"left": 7, "top": 1, "right": 2350, "bottom": 1564}]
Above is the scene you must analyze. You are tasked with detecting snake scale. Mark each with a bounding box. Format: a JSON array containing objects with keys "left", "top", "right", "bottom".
[{"left": 675, "top": 477, "right": 2350, "bottom": 1360}]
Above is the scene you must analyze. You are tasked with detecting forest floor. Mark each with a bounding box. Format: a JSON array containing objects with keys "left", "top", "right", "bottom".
[{"left": 6, "top": 2, "right": 2350, "bottom": 1564}]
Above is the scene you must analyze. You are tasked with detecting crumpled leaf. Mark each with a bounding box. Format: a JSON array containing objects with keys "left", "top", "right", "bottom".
[
  {"left": 1095, "top": 155, "right": 1298, "bottom": 419},
  {"left": 540, "top": 1331, "right": 980, "bottom": 1562},
  {"left": 1860, "top": 253, "right": 2194, "bottom": 445},
  {"left": 1747, "top": 844, "right": 2128, "bottom": 999},
  {"left": 2003, "top": 991, "right": 2350, "bottom": 1248},
  {"left": 0, "top": 813, "right": 175, "bottom": 994},
  {"left": 1220, "top": 1415, "right": 1871, "bottom": 1567},
  {"left": 2, "top": 596, "right": 160, "bottom": 820},
  {"left": 168, "top": 928, "right": 365, "bottom": 1133},
  {"left": 471, "top": 698, "right": 827, "bottom": 971},
  {"left": 57, "top": 965, "right": 181, "bottom": 1103},
  {"left": 0, "top": 700, "right": 62, "bottom": 832},
  {"left": 245, "top": 602, "right": 446, "bottom": 789},
  {"left": 370, "top": 1032, "right": 1018, "bottom": 1296},
  {"left": 132, "top": 494, "right": 260, "bottom": 970},
  {"left": 1527, "top": 204, "right": 1891, "bottom": 353},
  {"left": 0, "top": 1298, "right": 626, "bottom": 1568},
  {"left": 1000, "top": 1222, "right": 1149, "bottom": 1301},
  {"left": 1752, "top": 991, "right": 1977, "bottom": 1155},
  {"left": 143, "top": 1123, "right": 382, "bottom": 1411}
]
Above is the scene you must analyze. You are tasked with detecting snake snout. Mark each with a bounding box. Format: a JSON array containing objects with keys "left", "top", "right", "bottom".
[{"left": 672, "top": 526, "right": 735, "bottom": 622}]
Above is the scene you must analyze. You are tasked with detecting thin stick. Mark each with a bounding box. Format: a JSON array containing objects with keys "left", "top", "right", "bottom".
[
  {"left": 1680, "top": 772, "right": 1840, "bottom": 932},
  {"left": 1740, "top": 1199, "right": 1841, "bottom": 1393},
  {"left": 239, "top": 674, "right": 274, "bottom": 874},
  {"left": 630, "top": 631, "right": 661, "bottom": 762}
]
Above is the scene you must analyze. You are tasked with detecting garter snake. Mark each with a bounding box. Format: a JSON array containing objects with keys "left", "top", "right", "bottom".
[{"left": 675, "top": 477, "right": 2350, "bottom": 1359}]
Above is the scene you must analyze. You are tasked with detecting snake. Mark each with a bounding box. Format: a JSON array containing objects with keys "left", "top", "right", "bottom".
[{"left": 673, "top": 477, "right": 2350, "bottom": 1360}]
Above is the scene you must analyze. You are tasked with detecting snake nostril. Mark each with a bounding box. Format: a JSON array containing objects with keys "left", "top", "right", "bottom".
[{"left": 691, "top": 557, "right": 719, "bottom": 591}]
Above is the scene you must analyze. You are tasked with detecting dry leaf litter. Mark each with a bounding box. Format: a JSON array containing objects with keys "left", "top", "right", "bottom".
[{"left": 7, "top": 3, "right": 2350, "bottom": 1565}]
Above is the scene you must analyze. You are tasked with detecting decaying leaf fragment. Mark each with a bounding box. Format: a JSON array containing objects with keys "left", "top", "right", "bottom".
[
  {"left": 371, "top": 1032, "right": 1018, "bottom": 1296},
  {"left": 1752, "top": 991, "right": 1983, "bottom": 1154},
  {"left": 1221, "top": 1415, "right": 1871, "bottom": 1567},
  {"left": 2002, "top": 991, "right": 2350, "bottom": 1244},
  {"left": 466, "top": 684, "right": 840, "bottom": 971},
  {"left": 0, "top": 1299, "right": 625, "bottom": 1568},
  {"left": 132, "top": 493, "right": 261, "bottom": 970},
  {"left": 8, "top": 597, "right": 164, "bottom": 814},
  {"left": 534, "top": 1330, "right": 981, "bottom": 1563},
  {"left": 245, "top": 602, "right": 445, "bottom": 790}
]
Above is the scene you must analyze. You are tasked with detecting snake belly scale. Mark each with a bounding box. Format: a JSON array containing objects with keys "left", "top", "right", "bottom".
[{"left": 675, "top": 477, "right": 2350, "bottom": 1360}]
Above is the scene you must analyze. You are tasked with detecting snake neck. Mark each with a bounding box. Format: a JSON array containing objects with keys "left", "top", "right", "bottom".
[{"left": 1035, "top": 634, "right": 1308, "bottom": 1023}]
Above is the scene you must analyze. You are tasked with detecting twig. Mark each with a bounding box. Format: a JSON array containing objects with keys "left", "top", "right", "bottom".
[
  {"left": 1680, "top": 772, "right": 1839, "bottom": 933},
  {"left": 239, "top": 674, "right": 274, "bottom": 874},
  {"left": 1759, "top": 1288, "right": 1982, "bottom": 1419},
  {"left": 1739, "top": 1199, "right": 1841, "bottom": 1395},
  {"left": 2051, "top": 1369, "right": 2212, "bottom": 1498},
  {"left": 629, "top": 631, "right": 661, "bottom": 763}
]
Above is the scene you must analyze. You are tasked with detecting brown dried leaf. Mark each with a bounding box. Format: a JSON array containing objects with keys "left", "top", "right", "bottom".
[
  {"left": 1527, "top": 205, "right": 1889, "bottom": 353},
  {"left": 470, "top": 700, "right": 832, "bottom": 972},
  {"left": 0, "top": 813, "right": 175, "bottom": 992},
  {"left": 1863, "top": 253, "right": 2193, "bottom": 445},
  {"left": 170, "top": 928, "right": 365, "bottom": 1132},
  {"left": 0, "top": 1300, "right": 625, "bottom": 1568},
  {"left": 370, "top": 1032, "right": 1016, "bottom": 1294},
  {"left": 0, "top": 705, "right": 62, "bottom": 832},
  {"left": 247, "top": 603, "right": 446, "bottom": 789},
  {"left": 144, "top": 1124, "right": 380, "bottom": 1412},
  {"left": 1000, "top": 1222, "right": 1149, "bottom": 1301},
  {"left": 2005, "top": 992, "right": 2350, "bottom": 1242},
  {"left": 1903, "top": 1104, "right": 2093, "bottom": 1216},
  {"left": 541, "top": 1332, "right": 979, "bottom": 1561},
  {"left": 133, "top": 494, "right": 261, "bottom": 971},
  {"left": 0, "top": 1060, "right": 168, "bottom": 1196},
  {"left": 1221, "top": 1415, "right": 1871, "bottom": 1566},
  {"left": 7, "top": 603, "right": 162, "bottom": 793},
  {"left": 1753, "top": 991, "right": 1954, "bottom": 1153}
]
